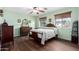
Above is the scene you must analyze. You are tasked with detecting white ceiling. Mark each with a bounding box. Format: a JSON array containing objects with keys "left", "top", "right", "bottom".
[{"left": 1, "top": 7, "right": 63, "bottom": 16}]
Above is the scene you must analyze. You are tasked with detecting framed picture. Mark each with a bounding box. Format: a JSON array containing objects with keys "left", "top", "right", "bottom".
[
  {"left": 0, "top": 13, "right": 3, "bottom": 17},
  {"left": 0, "top": 9, "right": 3, "bottom": 17},
  {"left": 49, "top": 18, "right": 51, "bottom": 22},
  {"left": 17, "top": 19, "right": 21, "bottom": 23}
]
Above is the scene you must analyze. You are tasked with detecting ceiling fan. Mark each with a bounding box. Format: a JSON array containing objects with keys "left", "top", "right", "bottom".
[{"left": 29, "top": 7, "right": 47, "bottom": 14}]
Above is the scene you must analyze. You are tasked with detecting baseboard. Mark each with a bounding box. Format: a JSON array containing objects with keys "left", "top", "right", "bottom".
[
  {"left": 57, "top": 37, "right": 71, "bottom": 42},
  {"left": 14, "top": 36, "right": 20, "bottom": 38}
]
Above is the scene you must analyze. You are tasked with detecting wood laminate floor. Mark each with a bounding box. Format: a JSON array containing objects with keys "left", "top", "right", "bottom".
[{"left": 1, "top": 36, "right": 79, "bottom": 51}]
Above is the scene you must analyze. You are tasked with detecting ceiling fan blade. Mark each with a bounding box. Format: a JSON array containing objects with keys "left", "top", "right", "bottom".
[
  {"left": 33, "top": 7, "right": 37, "bottom": 10},
  {"left": 37, "top": 12, "right": 39, "bottom": 14},
  {"left": 44, "top": 8, "right": 47, "bottom": 10},
  {"left": 29, "top": 11, "right": 33, "bottom": 14},
  {"left": 38, "top": 10, "right": 45, "bottom": 12}
]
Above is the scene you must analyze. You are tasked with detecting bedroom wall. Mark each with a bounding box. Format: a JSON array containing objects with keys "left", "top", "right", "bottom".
[
  {"left": 0, "top": 8, "right": 36, "bottom": 37},
  {"left": 37, "top": 7, "right": 78, "bottom": 41}
]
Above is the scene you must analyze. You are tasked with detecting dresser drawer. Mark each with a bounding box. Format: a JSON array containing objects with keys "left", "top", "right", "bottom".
[{"left": 20, "top": 27, "right": 31, "bottom": 36}]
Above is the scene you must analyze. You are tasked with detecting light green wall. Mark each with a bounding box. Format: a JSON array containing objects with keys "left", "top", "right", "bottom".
[
  {"left": 34, "top": 16, "right": 39, "bottom": 28},
  {"left": 37, "top": 7, "right": 78, "bottom": 41},
  {"left": 0, "top": 8, "right": 36, "bottom": 37}
]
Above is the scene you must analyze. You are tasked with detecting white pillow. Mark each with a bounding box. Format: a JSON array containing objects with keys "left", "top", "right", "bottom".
[{"left": 43, "top": 27, "right": 55, "bottom": 29}]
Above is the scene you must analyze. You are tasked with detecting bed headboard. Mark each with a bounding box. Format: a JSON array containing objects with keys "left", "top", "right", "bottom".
[{"left": 46, "top": 23, "right": 56, "bottom": 27}]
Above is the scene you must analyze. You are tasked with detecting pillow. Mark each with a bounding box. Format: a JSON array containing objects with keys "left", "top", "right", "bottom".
[{"left": 42, "top": 27, "right": 55, "bottom": 29}]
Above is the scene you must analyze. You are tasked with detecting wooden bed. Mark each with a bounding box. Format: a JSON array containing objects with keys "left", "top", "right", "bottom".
[{"left": 31, "top": 23, "right": 58, "bottom": 45}]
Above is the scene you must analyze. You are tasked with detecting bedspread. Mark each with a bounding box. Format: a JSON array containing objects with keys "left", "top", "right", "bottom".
[{"left": 31, "top": 28, "right": 57, "bottom": 45}]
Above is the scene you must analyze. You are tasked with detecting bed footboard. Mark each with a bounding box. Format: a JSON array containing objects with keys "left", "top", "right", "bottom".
[
  {"left": 31, "top": 31, "right": 41, "bottom": 43},
  {"left": 31, "top": 31, "right": 58, "bottom": 45}
]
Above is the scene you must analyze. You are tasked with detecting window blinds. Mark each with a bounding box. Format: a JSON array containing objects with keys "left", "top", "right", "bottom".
[
  {"left": 55, "top": 12, "right": 71, "bottom": 19},
  {"left": 39, "top": 17, "right": 47, "bottom": 21}
]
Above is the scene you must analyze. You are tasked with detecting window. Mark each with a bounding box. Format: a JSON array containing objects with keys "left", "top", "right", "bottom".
[
  {"left": 39, "top": 17, "right": 47, "bottom": 27},
  {"left": 55, "top": 12, "right": 71, "bottom": 28}
]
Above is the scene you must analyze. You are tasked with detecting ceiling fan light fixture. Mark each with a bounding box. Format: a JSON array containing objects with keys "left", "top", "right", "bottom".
[
  {"left": 37, "top": 12, "right": 39, "bottom": 14},
  {"left": 29, "top": 7, "right": 47, "bottom": 15}
]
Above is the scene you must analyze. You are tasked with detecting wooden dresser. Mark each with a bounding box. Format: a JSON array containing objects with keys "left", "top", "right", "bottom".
[
  {"left": 0, "top": 21, "right": 13, "bottom": 49},
  {"left": 20, "top": 27, "right": 31, "bottom": 36}
]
